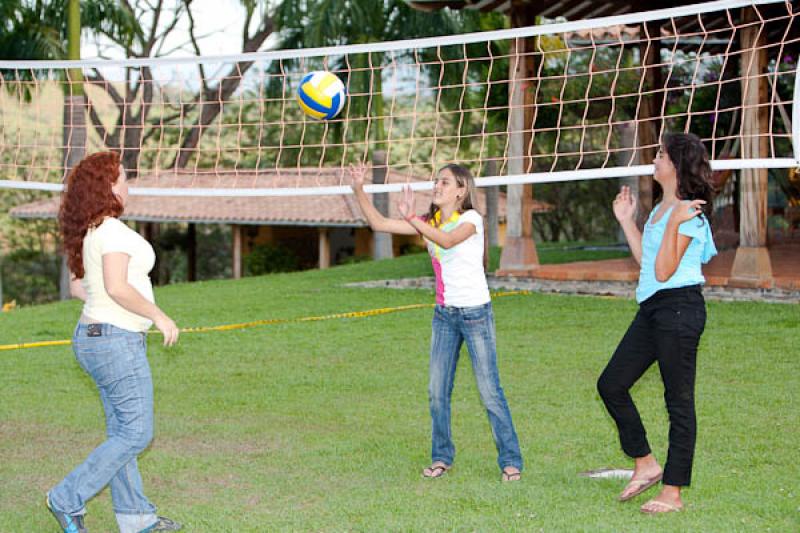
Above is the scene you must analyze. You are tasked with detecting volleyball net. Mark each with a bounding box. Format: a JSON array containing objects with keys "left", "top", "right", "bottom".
[{"left": 0, "top": 0, "right": 797, "bottom": 197}]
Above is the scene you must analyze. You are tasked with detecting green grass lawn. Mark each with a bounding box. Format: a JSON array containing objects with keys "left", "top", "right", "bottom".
[{"left": 0, "top": 251, "right": 797, "bottom": 532}]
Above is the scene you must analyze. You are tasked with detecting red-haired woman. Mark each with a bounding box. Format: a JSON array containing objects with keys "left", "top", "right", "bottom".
[{"left": 47, "top": 152, "right": 181, "bottom": 533}]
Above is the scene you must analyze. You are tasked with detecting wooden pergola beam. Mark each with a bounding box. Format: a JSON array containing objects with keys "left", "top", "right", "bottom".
[
  {"left": 498, "top": 1, "right": 540, "bottom": 274},
  {"left": 636, "top": 20, "right": 663, "bottom": 228},
  {"left": 730, "top": 6, "right": 773, "bottom": 287},
  {"left": 187, "top": 223, "right": 197, "bottom": 282},
  {"left": 319, "top": 228, "right": 331, "bottom": 269},
  {"left": 232, "top": 224, "right": 242, "bottom": 279}
]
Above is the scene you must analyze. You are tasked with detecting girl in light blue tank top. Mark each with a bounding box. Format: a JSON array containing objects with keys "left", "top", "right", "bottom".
[{"left": 597, "top": 133, "right": 717, "bottom": 514}]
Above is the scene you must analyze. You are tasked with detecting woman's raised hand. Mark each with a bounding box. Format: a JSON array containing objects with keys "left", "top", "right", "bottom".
[
  {"left": 613, "top": 185, "right": 637, "bottom": 223},
  {"left": 397, "top": 184, "right": 415, "bottom": 221},
  {"left": 348, "top": 163, "right": 368, "bottom": 191}
]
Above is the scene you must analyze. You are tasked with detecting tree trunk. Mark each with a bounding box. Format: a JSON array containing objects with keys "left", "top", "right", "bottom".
[
  {"left": 172, "top": 20, "right": 273, "bottom": 169},
  {"left": 59, "top": 0, "right": 86, "bottom": 300}
]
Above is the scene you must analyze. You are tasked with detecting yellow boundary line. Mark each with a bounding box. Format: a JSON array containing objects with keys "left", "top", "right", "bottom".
[{"left": 0, "top": 290, "right": 531, "bottom": 352}]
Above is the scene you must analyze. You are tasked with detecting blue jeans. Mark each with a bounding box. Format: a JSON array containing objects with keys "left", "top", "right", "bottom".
[
  {"left": 48, "top": 323, "right": 158, "bottom": 532},
  {"left": 429, "top": 302, "right": 523, "bottom": 471}
]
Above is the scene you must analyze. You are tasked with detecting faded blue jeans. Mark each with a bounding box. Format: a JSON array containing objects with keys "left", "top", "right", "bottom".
[
  {"left": 48, "top": 323, "right": 159, "bottom": 533},
  {"left": 429, "top": 302, "right": 523, "bottom": 471}
]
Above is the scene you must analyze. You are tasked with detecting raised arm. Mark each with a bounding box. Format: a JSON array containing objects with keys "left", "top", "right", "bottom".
[
  {"left": 349, "top": 164, "right": 418, "bottom": 235},
  {"left": 613, "top": 185, "right": 643, "bottom": 265},
  {"left": 102, "top": 253, "right": 179, "bottom": 346}
]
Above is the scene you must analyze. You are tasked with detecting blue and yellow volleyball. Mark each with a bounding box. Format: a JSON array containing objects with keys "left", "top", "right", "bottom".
[{"left": 295, "top": 71, "right": 347, "bottom": 120}]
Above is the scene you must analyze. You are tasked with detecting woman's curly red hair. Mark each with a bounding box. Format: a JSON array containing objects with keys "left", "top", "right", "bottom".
[{"left": 59, "top": 152, "right": 124, "bottom": 279}]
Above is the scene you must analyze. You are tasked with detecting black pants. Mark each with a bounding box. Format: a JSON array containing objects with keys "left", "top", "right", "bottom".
[{"left": 597, "top": 285, "right": 706, "bottom": 486}]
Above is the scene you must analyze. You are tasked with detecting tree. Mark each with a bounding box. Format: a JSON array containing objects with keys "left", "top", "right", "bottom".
[
  {"left": 0, "top": 0, "right": 133, "bottom": 64},
  {"left": 271, "top": 1, "right": 501, "bottom": 150},
  {"left": 1, "top": 0, "right": 135, "bottom": 301},
  {"left": 81, "top": 0, "right": 276, "bottom": 175}
]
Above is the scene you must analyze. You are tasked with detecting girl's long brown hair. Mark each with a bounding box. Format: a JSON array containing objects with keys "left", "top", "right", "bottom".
[
  {"left": 659, "top": 132, "right": 715, "bottom": 222},
  {"left": 426, "top": 164, "right": 489, "bottom": 271},
  {"left": 58, "top": 152, "right": 124, "bottom": 279}
]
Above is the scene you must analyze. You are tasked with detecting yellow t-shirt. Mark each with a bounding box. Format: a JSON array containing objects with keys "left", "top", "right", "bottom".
[{"left": 81, "top": 217, "right": 156, "bottom": 332}]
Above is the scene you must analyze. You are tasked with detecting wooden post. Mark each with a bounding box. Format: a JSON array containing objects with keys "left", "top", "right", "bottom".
[
  {"left": 519, "top": 9, "right": 537, "bottom": 250},
  {"left": 484, "top": 160, "right": 500, "bottom": 248},
  {"left": 318, "top": 227, "right": 330, "bottom": 269},
  {"left": 731, "top": 7, "right": 772, "bottom": 287},
  {"left": 636, "top": 20, "right": 663, "bottom": 228},
  {"left": 232, "top": 224, "right": 242, "bottom": 279},
  {"left": 498, "top": 3, "right": 539, "bottom": 274},
  {"left": 0, "top": 254, "right": 4, "bottom": 311},
  {"left": 372, "top": 150, "right": 393, "bottom": 260},
  {"left": 187, "top": 223, "right": 197, "bottom": 282},
  {"left": 617, "top": 121, "right": 640, "bottom": 242}
]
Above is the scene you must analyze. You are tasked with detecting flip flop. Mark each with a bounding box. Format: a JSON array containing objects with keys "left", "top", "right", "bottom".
[
  {"left": 501, "top": 467, "right": 521, "bottom": 482},
  {"left": 641, "top": 499, "right": 683, "bottom": 514},
  {"left": 422, "top": 462, "right": 451, "bottom": 479},
  {"left": 618, "top": 473, "right": 663, "bottom": 501}
]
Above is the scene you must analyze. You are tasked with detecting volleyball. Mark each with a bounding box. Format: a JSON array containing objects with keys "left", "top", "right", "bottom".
[{"left": 295, "top": 71, "right": 347, "bottom": 120}]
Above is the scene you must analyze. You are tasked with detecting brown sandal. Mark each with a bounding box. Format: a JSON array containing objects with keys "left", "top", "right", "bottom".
[
  {"left": 619, "top": 473, "right": 662, "bottom": 501},
  {"left": 502, "top": 467, "right": 521, "bottom": 482},
  {"left": 422, "top": 462, "right": 451, "bottom": 478},
  {"left": 641, "top": 499, "right": 683, "bottom": 513}
]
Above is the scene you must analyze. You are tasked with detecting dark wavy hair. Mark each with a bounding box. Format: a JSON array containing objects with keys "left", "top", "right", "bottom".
[
  {"left": 59, "top": 152, "right": 124, "bottom": 279},
  {"left": 659, "top": 132, "right": 715, "bottom": 221}
]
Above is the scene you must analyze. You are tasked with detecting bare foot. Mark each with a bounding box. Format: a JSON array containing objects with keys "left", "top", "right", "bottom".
[
  {"left": 641, "top": 486, "right": 683, "bottom": 513},
  {"left": 619, "top": 455, "right": 663, "bottom": 501}
]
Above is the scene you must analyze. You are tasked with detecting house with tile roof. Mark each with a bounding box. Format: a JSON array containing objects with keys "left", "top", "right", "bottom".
[{"left": 10, "top": 168, "right": 551, "bottom": 281}]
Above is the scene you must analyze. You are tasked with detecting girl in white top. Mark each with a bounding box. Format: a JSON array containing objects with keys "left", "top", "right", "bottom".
[
  {"left": 350, "top": 163, "right": 523, "bottom": 481},
  {"left": 48, "top": 152, "right": 181, "bottom": 533}
]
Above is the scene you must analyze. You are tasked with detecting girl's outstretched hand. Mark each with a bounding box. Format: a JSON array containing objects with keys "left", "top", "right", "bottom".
[
  {"left": 670, "top": 199, "right": 706, "bottom": 225},
  {"left": 613, "top": 185, "right": 637, "bottom": 223},
  {"left": 349, "top": 163, "right": 369, "bottom": 191},
  {"left": 397, "top": 184, "right": 415, "bottom": 221}
]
